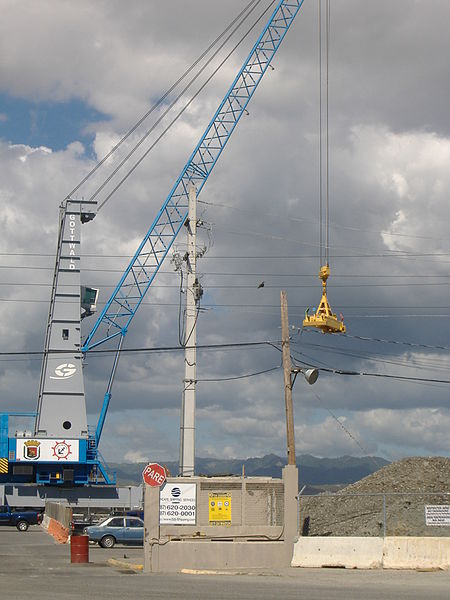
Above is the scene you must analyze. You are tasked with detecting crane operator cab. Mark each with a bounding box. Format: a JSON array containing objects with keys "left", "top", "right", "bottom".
[{"left": 303, "top": 264, "right": 346, "bottom": 334}]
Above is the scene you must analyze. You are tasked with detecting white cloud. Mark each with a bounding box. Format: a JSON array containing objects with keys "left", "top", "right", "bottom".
[
  {"left": 1, "top": 1, "right": 450, "bottom": 464},
  {"left": 337, "top": 125, "right": 450, "bottom": 254}
]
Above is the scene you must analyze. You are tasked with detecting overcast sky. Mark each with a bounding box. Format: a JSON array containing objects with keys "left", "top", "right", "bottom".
[{"left": 1, "top": 0, "right": 449, "bottom": 466}]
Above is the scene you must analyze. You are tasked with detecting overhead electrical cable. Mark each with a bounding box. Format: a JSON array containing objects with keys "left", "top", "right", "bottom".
[
  {"left": 196, "top": 365, "right": 281, "bottom": 382},
  {"left": 95, "top": 0, "right": 278, "bottom": 210},
  {"left": 314, "top": 394, "right": 380, "bottom": 462},
  {"left": 1, "top": 344, "right": 449, "bottom": 385},
  {"left": 306, "top": 329, "right": 450, "bottom": 352},
  {"left": 3, "top": 252, "right": 450, "bottom": 260},
  {"left": 199, "top": 198, "right": 450, "bottom": 244},
  {"left": 2, "top": 297, "right": 450, "bottom": 316},
  {"left": 63, "top": 0, "right": 262, "bottom": 202},
  {"left": 0, "top": 340, "right": 277, "bottom": 357},
  {"left": 91, "top": 0, "right": 271, "bottom": 208},
  {"left": 291, "top": 342, "right": 450, "bottom": 374}
]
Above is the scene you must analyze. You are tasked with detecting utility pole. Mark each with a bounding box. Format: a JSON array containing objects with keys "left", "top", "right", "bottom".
[
  {"left": 280, "top": 290, "right": 296, "bottom": 466},
  {"left": 179, "top": 185, "right": 202, "bottom": 476}
]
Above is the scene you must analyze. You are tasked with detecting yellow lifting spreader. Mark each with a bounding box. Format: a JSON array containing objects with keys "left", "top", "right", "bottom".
[{"left": 303, "top": 264, "right": 346, "bottom": 334}]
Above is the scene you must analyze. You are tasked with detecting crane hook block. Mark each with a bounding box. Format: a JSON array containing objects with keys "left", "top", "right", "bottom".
[{"left": 302, "top": 265, "right": 346, "bottom": 334}]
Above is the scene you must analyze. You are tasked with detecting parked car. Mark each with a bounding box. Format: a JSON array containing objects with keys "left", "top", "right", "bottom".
[
  {"left": 84, "top": 516, "right": 144, "bottom": 548},
  {"left": 0, "top": 504, "right": 43, "bottom": 531}
]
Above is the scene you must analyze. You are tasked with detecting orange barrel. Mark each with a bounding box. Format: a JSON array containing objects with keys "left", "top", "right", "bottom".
[{"left": 70, "top": 534, "right": 89, "bottom": 563}]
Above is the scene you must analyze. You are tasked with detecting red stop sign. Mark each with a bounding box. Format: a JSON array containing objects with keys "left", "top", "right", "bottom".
[{"left": 142, "top": 462, "right": 166, "bottom": 487}]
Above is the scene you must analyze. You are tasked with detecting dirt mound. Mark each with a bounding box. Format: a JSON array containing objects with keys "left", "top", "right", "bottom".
[
  {"left": 299, "top": 457, "right": 450, "bottom": 537},
  {"left": 338, "top": 457, "right": 450, "bottom": 494}
]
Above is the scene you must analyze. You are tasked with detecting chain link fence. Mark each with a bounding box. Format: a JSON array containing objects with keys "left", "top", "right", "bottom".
[{"left": 299, "top": 492, "right": 450, "bottom": 537}]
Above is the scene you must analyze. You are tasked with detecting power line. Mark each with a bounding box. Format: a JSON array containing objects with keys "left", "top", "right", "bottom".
[
  {"left": 197, "top": 365, "right": 281, "bottom": 382},
  {"left": 307, "top": 329, "right": 450, "bottom": 352},
  {"left": 95, "top": 0, "right": 277, "bottom": 209},
  {"left": 212, "top": 225, "right": 450, "bottom": 257},
  {"left": 314, "top": 392, "right": 380, "bottom": 463},
  {"left": 2, "top": 282, "right": 450, "bottom": 295},
  {"left": 3, "top": 272, "right": 450, "bottom": 280},
  {"left": 291, "top": 343, "right": 450, "bottom": 375},
  {"left": 64, "top": 0, "right": 263, "bottom": 202},
  {"left": 0, "top": 340, "right": 276, "bottom": 358},
  {"left": 199, "top": 196, "right": 450, "bottom": 244},
  {"left": 2, "top": 251, "right": 450, "bottom": 260},
  {"left": 2, "top": 340, "right": 449, "bottom": 385},
  {"left": 1, "top": 298, "right": 450, "bottom": 318},
  {"left": 319, "top": 366, "right": 450, "bottom": 385}
]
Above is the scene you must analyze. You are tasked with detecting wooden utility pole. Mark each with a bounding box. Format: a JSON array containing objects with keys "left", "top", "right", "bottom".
[{"left": 280, "top": 291, "right": 296, "bottom": 466}]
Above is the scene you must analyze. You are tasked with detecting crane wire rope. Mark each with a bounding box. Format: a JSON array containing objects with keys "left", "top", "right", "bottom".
[
  {"left": 302, "top": 0, "right": 345, "bottom": 334},
  {"left": 325, "top": 0, "right": 331, "bottom": 265},
  {"left": 319, "top": 0, "right": 323, "bottom": 266},
  {"left": 318, "top": 0, "right": 331, "bottom": 266},
  {"left": 95, "top": 0, "right": 278, "bottom": 211},
  {"left": 318, "top": 0, "right": 331, "bottom": 264},
  {"left": 84, "top": 0, "right": 277, "bottom": 342},
  {"left": 91, "top": 0, "right": 271, "bottom": 209},
  {"left": 63, "top": 0, "right": 262, "bottom": 203}
]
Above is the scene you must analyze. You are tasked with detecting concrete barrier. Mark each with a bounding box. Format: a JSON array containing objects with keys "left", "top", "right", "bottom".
[
  {"left": 292, "top": 536, "right": 450, "bottom": 569},
  {"left": 41, "top": 502, "right": 71, "bottom": 544},
  {"left": 291, "top": 537, "right": 383, "bottom": 569},
  {"left": 383, "top": 537, "right": 450, "bottom": 570}
]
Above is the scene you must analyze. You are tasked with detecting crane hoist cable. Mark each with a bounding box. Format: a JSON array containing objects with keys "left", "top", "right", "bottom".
[{"left": 303, "top": 0, "right": 345, "bottom": 334}]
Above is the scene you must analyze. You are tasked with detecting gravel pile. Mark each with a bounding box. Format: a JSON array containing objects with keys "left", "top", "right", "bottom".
[{"left": 299, "top": 457, "right": 450, "bottom": 537}]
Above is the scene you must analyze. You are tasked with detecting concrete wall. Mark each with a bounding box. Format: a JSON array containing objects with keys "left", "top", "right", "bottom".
[
  {"left": 292, "top": 536, "right": 450, "bottom": 570},
  {"left": 157, "top": 541, "right": 286, "bottom": 572},
  {"left": 144, "top": 467, "right": 299, "bottom": 572}
]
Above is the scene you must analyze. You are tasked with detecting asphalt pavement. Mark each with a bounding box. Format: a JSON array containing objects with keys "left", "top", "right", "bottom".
[{"left": 1, "top": 526, "right": 450, "bottom": 599}]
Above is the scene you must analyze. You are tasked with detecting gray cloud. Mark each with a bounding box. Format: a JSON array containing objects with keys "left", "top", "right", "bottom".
[{"left": 1, "top": 1, "right": 449, "bottom": 463}]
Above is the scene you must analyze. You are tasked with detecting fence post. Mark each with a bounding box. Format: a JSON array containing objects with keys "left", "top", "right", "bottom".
[
  {"left": 383, "top": 493, "right": 386, "bottom": 538},
  {"left": 241, "top": 475, "right": 246, "bottom": 526}
]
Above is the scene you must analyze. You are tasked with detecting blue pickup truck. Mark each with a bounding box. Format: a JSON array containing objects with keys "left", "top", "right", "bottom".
[{"left": 0, "top": 504, "right": 43, "bottom": 531}]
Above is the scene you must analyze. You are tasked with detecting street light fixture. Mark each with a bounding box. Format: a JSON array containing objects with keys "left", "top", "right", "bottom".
[{"left": 290, "top": 367, "right": 319, "bottom": 388}]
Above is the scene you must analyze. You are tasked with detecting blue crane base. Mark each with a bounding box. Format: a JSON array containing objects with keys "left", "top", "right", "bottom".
[{"left": 0, "top": 413, "right": 115, "bottom": 486}]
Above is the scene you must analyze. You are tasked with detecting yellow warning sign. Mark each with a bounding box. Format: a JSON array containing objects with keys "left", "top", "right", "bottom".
[
  {"left": 0, "top": 458, "right": 8, "bottom": 473},
  {"left": 208, "top": 493, "right": 232, "bottom": 523}
]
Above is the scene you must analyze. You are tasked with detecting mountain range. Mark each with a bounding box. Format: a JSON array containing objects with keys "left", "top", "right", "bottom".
[{"left": 110, "top": 454, "right": 389, "bottom": 488}]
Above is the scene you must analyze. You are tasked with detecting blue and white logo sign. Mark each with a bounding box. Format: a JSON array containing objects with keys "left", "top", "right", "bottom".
[
  {"left": 50, "top": 363, "right": 77, "bottom": 379},
  {"left": 171, "top": 487, "right": 182, "bottom": 498},
  {"left": 160, "top": 483, "right": 196, "bottom": 525}
]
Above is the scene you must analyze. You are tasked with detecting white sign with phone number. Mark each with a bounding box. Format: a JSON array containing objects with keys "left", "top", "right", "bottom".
[{"left": 160, "top": 483, "right": 196, "bottom": 525}]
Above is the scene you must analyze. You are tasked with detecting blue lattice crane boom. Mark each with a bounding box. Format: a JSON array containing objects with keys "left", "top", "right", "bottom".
[
  {"left": 84, "top": 0, "right": 306, "bottom": 448},
  {"left": 84, "top": 0, "right": 304, "bottom": 354},
  {"left": 0, "top": 0, "right": 305, "bottom": 486}
]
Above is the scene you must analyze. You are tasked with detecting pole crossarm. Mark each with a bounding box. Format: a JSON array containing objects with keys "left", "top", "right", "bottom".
[{"left": 82, "top": 0, "right": 304, "bottom": 353}]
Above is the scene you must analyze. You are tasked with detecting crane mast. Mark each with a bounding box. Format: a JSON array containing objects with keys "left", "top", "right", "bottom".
[{"left": 0, "top": 0, "right": 305, "bottom": 486}]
